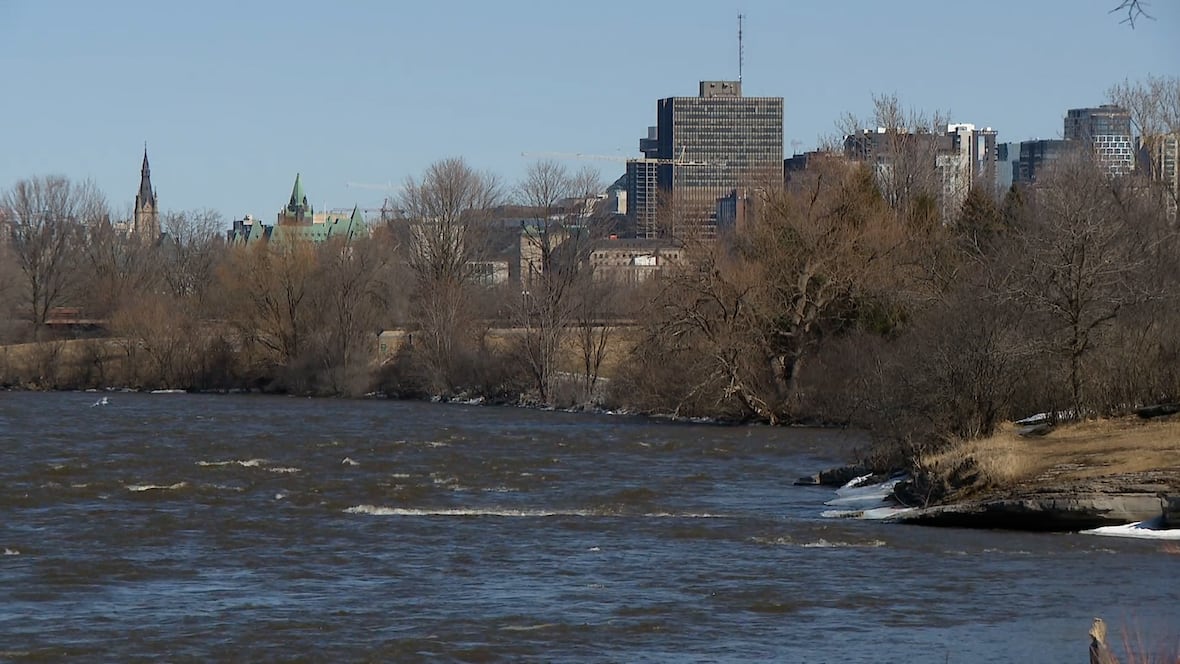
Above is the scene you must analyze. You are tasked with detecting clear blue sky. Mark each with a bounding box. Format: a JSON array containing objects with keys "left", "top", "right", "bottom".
[{"left": 2, "top": 0, "right": 1177, "bottom": 224}]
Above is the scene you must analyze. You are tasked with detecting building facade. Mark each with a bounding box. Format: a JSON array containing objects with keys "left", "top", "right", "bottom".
[
  {"left": 1064, "top": 105, "right": 1135, "bottom": 176},
  {"left": 227, "top": 173, "right": 367, "bottom": 245},
  {"left": 628, "top": 80, "right": 783, "bottom": 238}
]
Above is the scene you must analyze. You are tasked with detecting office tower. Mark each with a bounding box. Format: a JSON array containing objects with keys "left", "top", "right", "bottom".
[{"left": 628, "top": 80, "right": 783, "bottom": 238}]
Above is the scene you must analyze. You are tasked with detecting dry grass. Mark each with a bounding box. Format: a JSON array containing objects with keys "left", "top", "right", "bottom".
[{"left": 921, "top": 416, "right": 1180, "bottom": 490}]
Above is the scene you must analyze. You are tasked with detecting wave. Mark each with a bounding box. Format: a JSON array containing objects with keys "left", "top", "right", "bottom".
[
  {"left": 3, "top": 548, "right": 19, "bottom": 556},
  {"left": 802, "top": 538, "right": 887, "bottom": 549},
  {"left": 197, "top": 459, "right": 267, "bottom": 468},
  {"left": 196, "top": 459, "right": 299, "bottom": 474},
  {"left": 125, "top": 482, "right": 188, "bottom": 492},
  {"left": 749, "top": 536, "right": 887, "bottom": 548},
  {"left": 344, "top": 505, "right": 728, "bottom": 518}
]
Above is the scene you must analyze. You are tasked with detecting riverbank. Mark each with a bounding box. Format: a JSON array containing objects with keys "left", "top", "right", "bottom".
[{"left": 890, "top": 415, "right": 1180, "bottom": 531}]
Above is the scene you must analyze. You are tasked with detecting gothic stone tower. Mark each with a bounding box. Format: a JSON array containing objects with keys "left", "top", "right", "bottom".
[{"left": 134, "top": 148, "right": 160, "bottom": 241}]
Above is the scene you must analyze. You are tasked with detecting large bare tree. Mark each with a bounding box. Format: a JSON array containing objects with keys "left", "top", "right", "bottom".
[
  {"left": 400, "top": 157, "right": 503, "bottom": 393},
  {"left": 1010, "top": 156, "right": 1156, "bottom": 417},
  {"left": 161, "top": 208, "right": 225, "bottom": 309},
  {"left": 512, "top": 160, "right": 604, "bottom": 404},
  {"left": 307, "top": 235, "right": 390, "bottom": 395},
  {"left": 2, "top": 176, "right": 107, "bottom": 340},
  {"left": 642, "top": 158, "right": 909, "bottom": 423},
  {"left": 837, "top": 94, "right": 952, "bottom": 226}
]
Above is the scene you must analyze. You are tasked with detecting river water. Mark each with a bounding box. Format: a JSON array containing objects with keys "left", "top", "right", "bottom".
[{"left": 0, "top": 392, "right": 1175, "bottom": 662}]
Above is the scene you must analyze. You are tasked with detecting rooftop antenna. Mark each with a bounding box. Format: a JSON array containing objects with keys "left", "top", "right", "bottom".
[{"left": 737, "top": 13, "right": 744, "bottom": 82}]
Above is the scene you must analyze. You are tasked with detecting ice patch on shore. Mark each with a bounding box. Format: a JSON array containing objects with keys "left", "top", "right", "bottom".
[
  {"left": 1082, "top": 516, "right": 1180, "bottom": 540},
  {"left": 824, "top": 477, "right": 902, "bottom": 509},
  {"left": 822, "top": 506, "right": 915, "bottom": 520}
]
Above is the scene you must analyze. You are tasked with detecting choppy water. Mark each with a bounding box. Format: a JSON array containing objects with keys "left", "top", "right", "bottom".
[{"left": 1, "top": 392, "right": 1176, "bottom": 662}]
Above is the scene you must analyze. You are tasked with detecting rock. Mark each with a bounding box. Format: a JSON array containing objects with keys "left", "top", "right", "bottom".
[
  {"left": 1135, "top": 403, "right": 1180, "bottom": 419},
  {"left": 1017, "top": 423, "right": 1054, "bottom": 437},
  {"left": 793, "top": 474, "right": 821, "bottom": 486},
  {"left": 816, "top": 464, "right": 871, "bottom": 487},
  {"left": 897, "top": 492, "right": 1165, "bottom": 531},
  {"left": 1163, "top": 495, "right": 1180, "bottom": 529}
]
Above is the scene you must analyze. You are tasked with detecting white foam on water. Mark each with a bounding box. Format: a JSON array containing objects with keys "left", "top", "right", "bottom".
[
  {"left": 3, "top": 548, "right": 20, "bottom": 556},
  {"left": 345, "top": 505, "right": 588, "bottom": 517},
  {"left": 125, "top": 483, "right": 186, "bottom": 492},
  {"left": 500, "top": 623, "right": 557, "bottom": 632},
  {"left": 802, "top": 538, "right": 887, "bottom": 549},
  {"left": 267, "top": 467, "right": 301, "bottom": 474},
  {"left": 390, "top": 473, "right": 412, "bottom": 479},
  {"left": 344, "top": 505, "right": 728, "bottom": 518},
  {"left": 341, "top": 457, "right": 359, "bottom": 466},
  {"left": 274, "top": 491, "right": 288, "bottom": 500},
  {"left": 149, "top": 389, "right": 186, "bottom": 394},
  {"left": 197, "top": 459, "right": 266, "bottom": 468},
  {"left": 1082, "top": 517, "right": 1180, "bottom": 540}
]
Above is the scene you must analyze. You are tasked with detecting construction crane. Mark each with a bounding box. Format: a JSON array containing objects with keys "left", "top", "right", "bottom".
[{"left": 521, "top": 146, "right": 721, "bottom": 168}]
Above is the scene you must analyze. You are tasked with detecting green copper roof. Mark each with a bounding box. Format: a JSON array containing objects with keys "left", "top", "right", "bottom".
[{"left": 288, "top": 173, "right": 308, "bottom": 212}]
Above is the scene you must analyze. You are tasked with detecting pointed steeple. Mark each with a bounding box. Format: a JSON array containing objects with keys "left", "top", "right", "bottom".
[
  {"left": 288, "top": 173, "right": 308, "bottom": 213},
  {"left": 133, "top": 145, "right": 160, "bottom": 242},
  {"left": 137, "top": 146, "right": 156, "bottom": 209}
]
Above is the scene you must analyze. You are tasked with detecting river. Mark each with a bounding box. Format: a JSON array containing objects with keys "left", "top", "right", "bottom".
[{"left": 0, "top": 392, "right": 1175, "bottom": 662}]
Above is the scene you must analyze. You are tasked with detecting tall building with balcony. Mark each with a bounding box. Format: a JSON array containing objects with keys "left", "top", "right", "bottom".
[{"left": 627, "top": 80, "right": 783, "bottom": 238}]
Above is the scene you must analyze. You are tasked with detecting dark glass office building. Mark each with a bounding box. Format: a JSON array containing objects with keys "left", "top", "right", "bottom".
[{"left": 640, "top": 81, "right": 783, "bottom": 237}]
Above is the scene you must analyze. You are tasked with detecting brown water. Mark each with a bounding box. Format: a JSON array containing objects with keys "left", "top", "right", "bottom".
[{"left": 0, "top": 392, "right": 1175, "bottom": 662}]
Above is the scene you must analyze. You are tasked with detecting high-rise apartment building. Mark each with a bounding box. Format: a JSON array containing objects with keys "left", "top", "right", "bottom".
[
  {"left": 628, "top": 80, "right": 783, "bottom": 238},
  {"left": 1064, "top": 105, "right": 1135, "bottom": 176}
]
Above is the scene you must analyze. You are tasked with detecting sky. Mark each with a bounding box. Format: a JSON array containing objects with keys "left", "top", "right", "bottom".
[{"left": 1, "top": 0, "right": 1178, "bottom": 226}]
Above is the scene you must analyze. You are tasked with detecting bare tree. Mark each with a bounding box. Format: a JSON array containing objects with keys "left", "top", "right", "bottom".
[
  {"left": 2, "top": 176, "right": 107, "bottom": 340},
  {"left": 307, "top": 235, "right": 390, "bottom": 395},
  {"left": 219, "top": 238, "right": 318, "bottom": 379},
  {"left": 400, "top": 157, "right": 503, "bottom": 393},
  {"left": 837, "top": 94, "right": 951, "bottom": 225},
  {"left": 643, "top": 157, "right": 909, "bottom": 423},
  {"left": 79, "top": 216, "right": 160, "bottom": 319},
  {"left": 1109, "top": 75, "right": 1180, "bottom": 219},
  {"left": 1010, "top": 156, "right": 1156, "bottom": 417},
  {"left": 512, "top": 160, "right": 605, "bottom": 404},
  {"left": 161, "top": 208, "right": 225, "bottom": 309}
]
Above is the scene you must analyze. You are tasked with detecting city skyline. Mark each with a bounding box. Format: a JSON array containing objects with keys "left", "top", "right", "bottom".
[{"left": 2, "top": 0, "right": 1178, "bottom": 223}]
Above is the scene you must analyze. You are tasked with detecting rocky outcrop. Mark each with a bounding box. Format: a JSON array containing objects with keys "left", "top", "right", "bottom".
[
  {"left": 795, "top": 464, "right": 873, "bottom": 487},
  {"left": 1164, "top": 495, "right": 1180, "bottom": 528},
  {"left": 895, "top": 472, "right": 1180, "bottom": 532}
]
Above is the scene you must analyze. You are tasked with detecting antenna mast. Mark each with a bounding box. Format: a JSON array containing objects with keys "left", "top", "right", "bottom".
[{"left": 737, "top": 13, "right": 744, "bottom": 82}]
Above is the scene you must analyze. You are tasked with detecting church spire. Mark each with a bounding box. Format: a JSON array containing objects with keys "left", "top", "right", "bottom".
[
  {"left": 133, "top": 145, "right": 160, "bottom": 242},
  {"left": 138, "top": 146, "right": 156, "bottom": 208}
]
